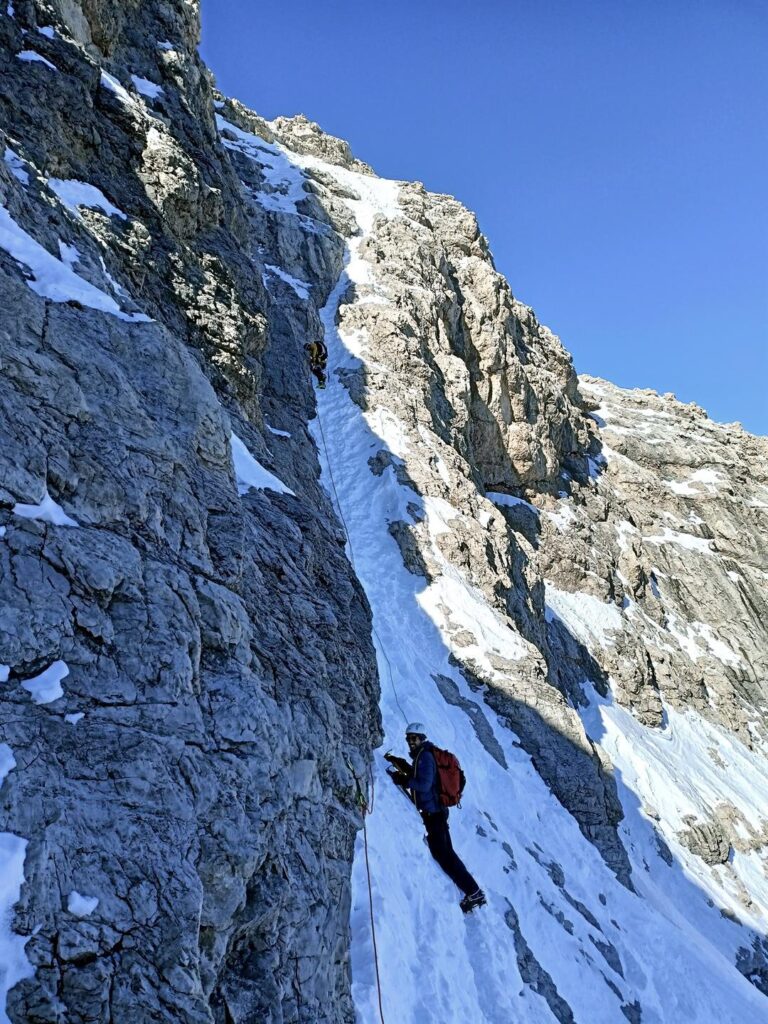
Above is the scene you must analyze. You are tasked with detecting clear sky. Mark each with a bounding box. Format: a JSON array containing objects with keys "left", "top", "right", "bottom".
[{"left": 200, "top": 0, "right": 767, "bottom": 434}]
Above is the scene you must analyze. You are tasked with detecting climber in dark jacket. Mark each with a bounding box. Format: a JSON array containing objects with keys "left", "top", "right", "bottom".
[
  {"left": 305, "top": 339, "right": 327, "bottom": 389},
  {"left": 386, "top": 721, "right": 486, "bottom": 913}
]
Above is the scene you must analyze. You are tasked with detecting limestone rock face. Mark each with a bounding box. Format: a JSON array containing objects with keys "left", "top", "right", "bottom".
[
  {"left": 1, "top": 3, "right": 380, "bottom": 1023},
  {"left": 540, "top": 375, "right": 768, "bottom": 743},
  {"left": 678, "top": 818, "right": 731, "bottom": 866},
  {"left": 269, "top": 114, "right": 374, "bottom": 175}
]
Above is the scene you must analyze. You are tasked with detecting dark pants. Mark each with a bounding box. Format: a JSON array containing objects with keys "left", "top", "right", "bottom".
[
  {"left": 310, "top": 363, "right": 326, "bottom": 387},
  {"left": 422, "top": 810, "right": 479, "bottom": 896}
]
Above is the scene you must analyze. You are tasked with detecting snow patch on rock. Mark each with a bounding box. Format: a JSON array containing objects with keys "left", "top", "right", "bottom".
[
  {"left": 21, "top": 660, "right": 69, "bottom": 704},
  {"left": 230, "top": 433, "right": 294, "bottom": 496}
]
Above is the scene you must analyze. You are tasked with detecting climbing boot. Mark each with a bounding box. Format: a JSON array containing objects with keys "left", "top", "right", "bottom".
[{"left": 460, "top": 889, "right": 486, "bottom": 914}]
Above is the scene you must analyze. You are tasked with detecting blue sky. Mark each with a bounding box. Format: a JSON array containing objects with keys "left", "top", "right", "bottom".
[{"left": 200, "top": 1, "right": 767, "bottom": 434}]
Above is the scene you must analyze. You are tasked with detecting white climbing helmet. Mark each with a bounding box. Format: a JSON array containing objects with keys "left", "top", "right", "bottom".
[{"left": 405, "top": 721, "right": 427, "bottom": 737}]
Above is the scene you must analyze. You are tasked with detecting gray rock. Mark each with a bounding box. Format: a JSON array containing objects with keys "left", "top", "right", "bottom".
[
  {"left": 678, "top": 818, "right": 731, "bottom": 866},
  {"left": 1, "top": 4, "right": 380, "bottom": 1023},
  {"left": 431, "top": 673, "right": 508, "bottom": 768},
  {"left": 503, "top": 900, "right": 575, "bottom": 1023}
]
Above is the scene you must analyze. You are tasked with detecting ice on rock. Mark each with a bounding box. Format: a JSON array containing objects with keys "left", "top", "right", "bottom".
[
  {"left": 0, "top": 835, "right": 33, "bottom": 1020},
  {"left": 545, "top": 502, "right": 577, "bottom": 532},
  {"left": 545, "top": 583, "right": 624, "bottom": 649},
  {"left": 665, "top": 468, "right": 724, "bottom": 496},
  {"left": 58, "top": 241, "right": 80, "bottom": 266},
  {"left": 98, "top": 256, "right": 126, "bottom": 296},
  {"left": 67, "top": 891, "right": 99, "bottom": 917},
  {"left": 0, "top": 747, "right": 34, "bottom": 1010},
  {"left": 21, "top": 660, "right": 69, "bottom": 705},
  {"left": 100, "top": 71, "right": 133, "bottom": 106},
  {"left": 64, "top": 712, "right": 84, "bottom": 725},
  {"left": 266, "top": 423, "right": 291, "bottom": 438},
  {"left": 486, "top": 491, "right": 539, "bottom": 514},
  {"left": 665, "top": 477, "right": 698, "bottom": 496},
  {"left": 37, "top": 26, "right": 55, "bottom": 38},
  {"left": 230, "top": 433, "right": 294, "bottom": 496},
  {"left": 217, "top": 116, "right": 308, "bottom": 214},
  {"left": 263, "top": 264, "right": 311, "bottom": 299},
  {"left": 644, "top": 527, "right": 714, "bottom": 555},
  {"left": 0, "top": 745, "right": 14, "bottom": 782}
]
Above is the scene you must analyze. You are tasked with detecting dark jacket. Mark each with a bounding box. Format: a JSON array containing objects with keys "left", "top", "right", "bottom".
[
  {"left": 307, "top": 340, "right": 327, "bottom": 367},
  {"left": 406, "top": 741, "right": 442, "bottom": 814}
]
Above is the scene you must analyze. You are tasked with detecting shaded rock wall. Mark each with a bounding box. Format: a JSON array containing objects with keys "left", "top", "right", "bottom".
[{"left": 0, "top": 3, "right": 380, "bottom": 1023}]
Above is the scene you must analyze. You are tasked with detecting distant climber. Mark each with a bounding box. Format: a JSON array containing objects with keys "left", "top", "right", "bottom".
[
  {"left": 385, "top": 722, "right": 486, "bottom": 913},
  {"left": 305, "top": 339, "right": 328, "bottom": 389}
]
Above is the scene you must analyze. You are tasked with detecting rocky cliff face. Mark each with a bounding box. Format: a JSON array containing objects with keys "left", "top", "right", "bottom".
[
  {"left": 0, "top": 3, "right": 380, "bottom": 1022},
  {"left": 1, "top": 2, "right": 767, "bottom": 1023}
]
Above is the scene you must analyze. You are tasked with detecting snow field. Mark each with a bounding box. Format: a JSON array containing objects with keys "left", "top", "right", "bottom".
[{"left": 582, "top": 690, "right": 768, "bottom": 937}]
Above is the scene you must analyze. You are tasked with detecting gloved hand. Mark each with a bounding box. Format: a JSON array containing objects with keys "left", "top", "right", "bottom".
[
  {"left": 386, "top": 768, "right": 410, "bottom": 788},
  {"left": 384, "top": 752, "right": 412, "bottom": 775}
]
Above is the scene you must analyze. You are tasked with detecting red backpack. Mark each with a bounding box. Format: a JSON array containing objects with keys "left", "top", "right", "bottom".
[{"left": 431, "top": 747, "right": 466, "bottom": 807}]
